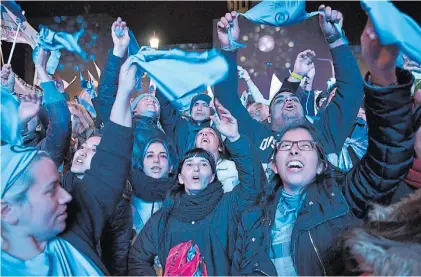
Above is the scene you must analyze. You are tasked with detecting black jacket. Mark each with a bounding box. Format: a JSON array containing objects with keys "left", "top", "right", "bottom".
[
  {"left": 231, "top": 69, "right": 415, "bottom": 276},
  {"left": 214, "top": 45, "right": 364, "bottom": 164},
  {"left": 156, "top": 89, "right": 211, "bottom": 157},
  {"left": 60, "top": 171, "right": 132, "bottom": 276},
  {"left": 59, "top": 122, "right": 132, "bottom": 275},
  {"left": 129, "top": 136, "right": 263, "bottom": 276}
]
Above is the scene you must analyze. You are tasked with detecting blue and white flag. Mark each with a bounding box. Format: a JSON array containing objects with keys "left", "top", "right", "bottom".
[
  {"left": 32, "top": 45, "right": 61, "bottom": 75},
  {"left": 128, "top": 48, "right": 229, "bottom": 111},
  {"left": 242, "top": 0, "right": 319, "bottom": 27},
  {"left": 228, "top": 0, "right": 338, "bottom": 49},
  {"left": 361, "top": 0, "right": 421, "bottom": 65},
  {"left": 38, "top": 24, "right": 88, "bottom": 60}
]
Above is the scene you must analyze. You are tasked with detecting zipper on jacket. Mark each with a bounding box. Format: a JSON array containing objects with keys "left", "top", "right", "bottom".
[
  {"left": 308, "top": 231, "right": 327, "bottom": 276},
  {"left": 253, "top": 268, "right": 270, "bottom": 276}
]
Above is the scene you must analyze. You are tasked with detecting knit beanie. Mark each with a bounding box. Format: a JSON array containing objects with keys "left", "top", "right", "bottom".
[
  {"left": 131, "top": 93, "right": 161, "bottom": 116},
  {"left": 189, "top": 94, "right": 212, "bottom": 113}
]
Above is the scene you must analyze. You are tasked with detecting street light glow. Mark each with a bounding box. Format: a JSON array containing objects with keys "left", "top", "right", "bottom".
[{"left": 150, "top": 32, "right": 159, "bottom": 49}]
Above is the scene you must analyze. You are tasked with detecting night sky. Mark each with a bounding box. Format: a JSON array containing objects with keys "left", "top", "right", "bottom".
[
  {"left": 16, "top": 1, "right": 421, "bottom": 45},
  {"left": 3, "top": 1, "right": 421, "bottom": 83}
]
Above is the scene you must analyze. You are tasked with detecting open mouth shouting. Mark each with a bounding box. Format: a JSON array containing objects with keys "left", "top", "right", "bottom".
[
  {"left": 286, "top": 160, "right": 304, "bottom": 172},
  {"left": 201, "top": 137, "right": 210, "bottom": 144},
  {"left": 283, "top": 102, "right": 296, "bottom": 112}
]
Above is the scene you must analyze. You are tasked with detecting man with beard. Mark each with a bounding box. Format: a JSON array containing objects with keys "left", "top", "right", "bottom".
[{"left": 215, "top": 6, "right": 363, "bottom": 166}]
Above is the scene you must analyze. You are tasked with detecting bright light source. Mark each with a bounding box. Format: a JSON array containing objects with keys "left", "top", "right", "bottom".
[{"left": 150, "top": 32, "right": 159, "bottom": 49}]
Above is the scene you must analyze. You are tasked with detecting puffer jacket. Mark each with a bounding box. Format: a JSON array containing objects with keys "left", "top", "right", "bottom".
[
  {"left": 61, "top": 171, "right": 132, "bottom": 275},
  {"left": 232, "top": 68, "right": 415, "bottom": 276},
  {"left": 156, "top": 89, "right": 211, "bottom": 157}
]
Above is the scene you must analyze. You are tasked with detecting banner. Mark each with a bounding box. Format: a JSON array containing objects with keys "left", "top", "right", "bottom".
[
  {"left": 0, "top": 5, "right": 38, "bottom": 48},
  {"left": 14, "top": 74, "right": 42, "bottom": 97}
]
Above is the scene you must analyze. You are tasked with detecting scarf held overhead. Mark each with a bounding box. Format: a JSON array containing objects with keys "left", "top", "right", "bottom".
[
  {"left": 361, "top": 0, "right": 421, "bottom": 65},
  {"left": 127, "top": 48, "right": 229, "bottom": 111},
  {"left": 227, "top": 0, "right": 340, "bottom": 50}
]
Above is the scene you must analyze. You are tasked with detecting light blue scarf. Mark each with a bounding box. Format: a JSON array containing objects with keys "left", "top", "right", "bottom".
[
  {"left": 127, "top": 48, "right": 228, "bottom": 110},
  {"left": 1, "top": 237, "right": 103, "bottom": 276},
  {"left": 361, "top": 0, "right": 421, "bottom": 65},
  {"left": 227, "top": 0, "right": 340, "bottom": 50}
]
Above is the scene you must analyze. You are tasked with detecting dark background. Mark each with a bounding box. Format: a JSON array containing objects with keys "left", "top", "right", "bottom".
[{"left": 2, "top": 1, "right": 421, "bottom": 98}]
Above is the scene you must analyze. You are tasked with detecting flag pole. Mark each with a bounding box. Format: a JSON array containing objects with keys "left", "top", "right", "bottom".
[
  {"left": 0, "top": 42, "right": 5, "bottom": 66},
  {"left": 7, "top": 10, "right": 25, "bottom": 65}
]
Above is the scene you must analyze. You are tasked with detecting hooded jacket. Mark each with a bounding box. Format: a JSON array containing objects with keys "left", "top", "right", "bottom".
[
  {"left": 129, "top": 168, "right": 178, "bottom": 234},
  {"left": 231, "top": 69, "right": 415, "bottom": 276}
]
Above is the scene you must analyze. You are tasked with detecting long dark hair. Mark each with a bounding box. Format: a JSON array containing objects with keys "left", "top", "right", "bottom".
[
  {"left": 132, "top": 138, "right": 177, "bottom": 172},
  {"left": 259, "top": 119, "right": 338, "bottom": 218}
]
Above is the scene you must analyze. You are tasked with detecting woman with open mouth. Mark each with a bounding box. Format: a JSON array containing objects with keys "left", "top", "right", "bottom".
[{"left": 129, "top": 99, "right": 263, "bottom": 276}]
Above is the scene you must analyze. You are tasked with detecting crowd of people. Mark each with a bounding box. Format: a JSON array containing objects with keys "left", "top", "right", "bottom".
[{"left": 1, "top": 4, "right": 421, "bottom": 276}]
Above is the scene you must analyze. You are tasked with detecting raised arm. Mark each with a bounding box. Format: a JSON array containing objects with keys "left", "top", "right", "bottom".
[
  {"left": 214, "top": 12, "right": 267, "bottom": 141},
  {"left": 312, "top": 5, "right": 364, "bottom": 156},
  {"left": 97, "top": 17, "right": 129, "bottom": 124},
  {"left": 155, "top": 87, "right": 182, "bottom": 139},
  {"left": 33, "top": 49, "right": 71, "bottom": 167},
  {"left": 212, "top": 99, "right": 262, "bottom": 219},
  {"left": 62, "top": 58, "right": 135, "bottom": 248},
  {"left": 343, "top": 19, "right": 414, "bottom": 218},
  {"left": 238, "top": 65, "right": 269, "bottom": 105}
]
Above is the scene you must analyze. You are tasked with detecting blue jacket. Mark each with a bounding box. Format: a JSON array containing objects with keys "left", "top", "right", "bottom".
[
  {"left": 23, "top": 81, "right": 71, "bottom": 167},
  {"left": 231, "top": 69, "right": 415, "bottom": 276},
  {"left": 214, "top": 45, "right": 364, "bottom": 164}
]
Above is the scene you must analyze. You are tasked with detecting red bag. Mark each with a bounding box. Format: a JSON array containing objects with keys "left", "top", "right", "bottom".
[{"left": 164, "top": 240, "right": 208, "bottom": 276}]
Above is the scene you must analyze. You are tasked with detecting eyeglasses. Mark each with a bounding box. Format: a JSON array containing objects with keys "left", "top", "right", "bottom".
[{"left": 276, "top": 140, "right": 317, "bottom": 151}]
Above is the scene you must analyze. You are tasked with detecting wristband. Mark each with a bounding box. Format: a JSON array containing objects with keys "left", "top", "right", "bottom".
[{"left": 290, "top": 72, "right": 304, "bottom": 81}]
